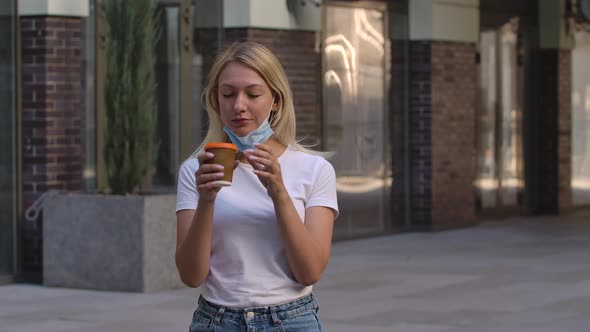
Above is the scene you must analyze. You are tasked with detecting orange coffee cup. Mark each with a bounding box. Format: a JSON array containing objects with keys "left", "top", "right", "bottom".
[{"left": 204, "top": 142, "right": 238, "bottom": 187}]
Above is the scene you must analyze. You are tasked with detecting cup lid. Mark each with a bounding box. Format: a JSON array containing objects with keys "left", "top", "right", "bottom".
[{"left": 205, "top": 142, "right": 238, "bottom": 152}]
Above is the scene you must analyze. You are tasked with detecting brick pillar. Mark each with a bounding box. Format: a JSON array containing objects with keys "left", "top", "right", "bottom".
[
  {"left": 20, "top": 17, "right": 83, "bottom": 282},
  {"left": 431, "top": 41, "right": 477, "bottom": 228},
  {"left": 407, "top": 40, "right": 477, "bottom": 231},
  {"left": 196, "top": 29, "right": 321, "bottom": 146},
  {"left": 558, "top": 50, "right": 572, "bottom": 212},
  {"left": 244, "top": 29, "right": 321, "bottom": 147},
  {"left": 390, "top": 38, "right": 410, "bottom": 230},
  {"left": 528, "top": 49, "right": 572, "bottom": 215},
  {"left": 408, "top": 41, "right": 433, "bottom": 229}
]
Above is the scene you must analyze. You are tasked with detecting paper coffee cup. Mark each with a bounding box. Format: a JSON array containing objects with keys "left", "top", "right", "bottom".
[{"left": 204, "top": 142, "right": 238, "bottom": 187}]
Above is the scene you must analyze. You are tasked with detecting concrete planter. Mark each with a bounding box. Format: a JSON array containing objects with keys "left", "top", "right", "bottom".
[{"left": 43, "top": 193, "right": 184, "bottom": 292}]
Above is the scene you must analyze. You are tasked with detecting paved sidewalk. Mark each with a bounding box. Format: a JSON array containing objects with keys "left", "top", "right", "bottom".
[{"left": 1, "top": 211, "right": 590, "bottom": 332}]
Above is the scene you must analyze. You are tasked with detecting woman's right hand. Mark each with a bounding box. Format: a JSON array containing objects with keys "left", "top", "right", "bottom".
[
  {"left": 195, "top": 152, "right": 225, "bottom": 201},
  {"left": 195, "top": 151, "right": 239, "bottom": 201}
]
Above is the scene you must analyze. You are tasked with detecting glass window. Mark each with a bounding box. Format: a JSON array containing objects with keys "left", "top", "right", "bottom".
[
  {"left": 0, "top": 0, "right": 16, "bottom": 279},
  {"left": 476, "top": 18, "right": 524, "bottom": 211},
  {"left": 323, "top": 4, "right": 390, "bottom": 239},
  {"left": 572, "top": 31, "right": 590, "bottom": 205},
  {"left": 192, "top": 0, "right": 224, "bottom": 139},
  {"left": 153, "top": 4, "right": 182, "bottom": 188},
  {"left": 150, "top": 0, "right": 224, "bottom": 189},
  {"left": 82, "top": 0, "right": 97, "bottom": 191}
]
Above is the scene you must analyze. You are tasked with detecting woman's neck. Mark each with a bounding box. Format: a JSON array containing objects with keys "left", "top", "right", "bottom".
[{"left": 238, "top": 137, "right": 287, "bottom": 163}]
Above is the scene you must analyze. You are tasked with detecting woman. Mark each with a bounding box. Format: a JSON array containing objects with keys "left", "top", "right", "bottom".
[{"left": 176, "top": 41, "right": 338, "bottom": 332}]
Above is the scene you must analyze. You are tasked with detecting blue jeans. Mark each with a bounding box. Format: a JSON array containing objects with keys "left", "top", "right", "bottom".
[{"left": 189, "top": 293, "right": 324, "bottom": 332}]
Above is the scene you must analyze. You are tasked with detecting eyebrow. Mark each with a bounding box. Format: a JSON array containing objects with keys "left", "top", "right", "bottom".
[{"left": 219, "top": 83, "right": 265, "bottom": 89}]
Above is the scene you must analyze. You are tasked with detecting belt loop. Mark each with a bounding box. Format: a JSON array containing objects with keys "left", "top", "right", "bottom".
[
  {"left": 270, "top": 306, "right": 281, "bottom": 326},
  {"left": 213, "top": 306, "right": 225, "bottom": 324},
  {"left": 311, "top": 293, "right": 319, "bottom": 310}
]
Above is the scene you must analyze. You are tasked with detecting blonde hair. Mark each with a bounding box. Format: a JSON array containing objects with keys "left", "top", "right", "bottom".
[{"left": 190, "top": 41, "right": 328, "bottom": 158}]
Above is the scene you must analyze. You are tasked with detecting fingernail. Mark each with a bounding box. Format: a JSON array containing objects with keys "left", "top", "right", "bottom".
[{"left": 244, "top": 149, "right": 254, "bottom": 154}]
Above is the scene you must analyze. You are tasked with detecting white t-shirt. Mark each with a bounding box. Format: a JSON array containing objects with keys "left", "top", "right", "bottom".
[{"left": 176, "top": 145, "right": 339, "bottom": 308}]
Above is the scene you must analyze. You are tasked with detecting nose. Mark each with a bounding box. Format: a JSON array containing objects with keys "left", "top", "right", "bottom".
[{"left": 233, "top": 93, "right": 246, "bottom": 113}]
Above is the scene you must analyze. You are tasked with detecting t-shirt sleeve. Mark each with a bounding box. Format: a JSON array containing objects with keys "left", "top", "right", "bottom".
[
  {"left": 176, "top": 159, "right": 199, "bottom": 212},
  {"left": 306, "top": 161, "right": 339, "bottom": 218}
]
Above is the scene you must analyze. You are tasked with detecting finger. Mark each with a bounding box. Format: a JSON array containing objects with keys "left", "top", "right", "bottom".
[
  {"left": 253, "top": 169, "right": 273, "bottom": 178},
  {"left": 197, "top": 183, "right": 222, "bottom": 192},
  {"left": 249, "top": 145, "right": 274, "bottom": 159},
  {"left": 253, "top": 143, "right": 272, "bottom": 155},
  {"left": 195, "top": 164, "right": 224, "bottom": 177},
  {"left": 244, "top": 149, "right": 274, "bottom": 164},
  {"left": 197, "top": 172, "right": 225, "bottom": 185},
  {"left": 197, "top": 152, "right": 214, "bottom": 166},
  {"left": 247, "top": 155, "right": 272, "bottom": 171},
  {"left": 244, "top": 153, "right": 271, "bottom": 171},
  {"left": 233, "top": 160, "right": 240, "bottom": 170}
]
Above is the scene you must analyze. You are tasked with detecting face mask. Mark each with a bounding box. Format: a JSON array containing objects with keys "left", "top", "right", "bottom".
[{"left": 223, "top": 98, "right": 275, "bottom": 152}]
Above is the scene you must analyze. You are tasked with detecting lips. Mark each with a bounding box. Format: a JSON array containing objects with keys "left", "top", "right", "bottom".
[{"left": 232, "top": 118, "right": 250, "bottom": 125}]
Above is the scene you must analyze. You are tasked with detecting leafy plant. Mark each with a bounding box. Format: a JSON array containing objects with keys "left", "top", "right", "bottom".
[{"left": 103, "top": 0, "right": 160, "bottom": 194}]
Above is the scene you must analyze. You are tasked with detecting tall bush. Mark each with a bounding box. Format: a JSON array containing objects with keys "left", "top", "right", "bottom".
[{"left": 104, "top": 0, "right": 159, "bottom": 195}]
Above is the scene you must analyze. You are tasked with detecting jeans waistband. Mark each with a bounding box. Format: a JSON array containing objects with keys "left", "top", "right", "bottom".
[{"left": 196, "top": 293, "right": 318, "bottom": 323}]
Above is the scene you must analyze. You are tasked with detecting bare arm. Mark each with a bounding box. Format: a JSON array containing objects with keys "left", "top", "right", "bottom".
[
  {"left": 175, "top": 200, "right": 214, "bottom": 288},
  {"left": 273, "top": 195, "right": 335, "bottom": 286},
  {"left": 245, "top": 143, "right": 336, "bottom": 286},
  {"left": 175, "top": 152, "right": 238, "bottom": 288}
]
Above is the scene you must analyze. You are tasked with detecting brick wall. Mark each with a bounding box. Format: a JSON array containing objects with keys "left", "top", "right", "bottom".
[
  {"left": 431, "top": 41, "right": 477, "bottom": 229},
  {"left": 408, "top": 41, "right": 433, "bottom": 229},
  {"left": 558, "top": 50, "right": 572, "bottom": 213},
  {"left": 390, "top": 38, "right": 410, "bottom": 229},
  {"left": 408, "top": 40, "right": 477, "bottom": 230},
  {"left": 196, "top": 29, "right": 321, "bottom": 147},
  {"left": 529, "top": 49, "right": 559, "bottom": 214},
  {"left": 20, "top": 17, "right": 83, "bottom": 282}
]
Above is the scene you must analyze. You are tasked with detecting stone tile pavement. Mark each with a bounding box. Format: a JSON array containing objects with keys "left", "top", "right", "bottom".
[{"left": 1, "top": 210, "right": 589, "bottom": 331}]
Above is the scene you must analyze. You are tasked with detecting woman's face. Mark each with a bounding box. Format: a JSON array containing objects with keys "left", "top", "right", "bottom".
[{"left": 217, "top": 62, "right": 276, "bottom": 137}]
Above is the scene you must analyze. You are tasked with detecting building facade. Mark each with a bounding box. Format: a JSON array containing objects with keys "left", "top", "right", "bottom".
[{"left": 1, "top": 0, "right": 590, "bottom": 284}]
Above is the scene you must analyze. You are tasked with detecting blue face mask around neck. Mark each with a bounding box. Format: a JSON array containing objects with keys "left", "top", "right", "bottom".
[{"left": 223, "top": 96, "right": 275, "bottom": 151}]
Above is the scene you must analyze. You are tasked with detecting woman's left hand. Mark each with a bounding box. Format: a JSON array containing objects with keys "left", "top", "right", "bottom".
[{"left": 244, "top": 143, "right": 287, "bottom": 199}]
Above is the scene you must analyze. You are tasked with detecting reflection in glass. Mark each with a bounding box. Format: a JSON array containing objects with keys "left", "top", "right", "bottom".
[
  {"left": 498, "top": 22, "right": 520, "bottom": 205},
  {"left": 83, "top": 0, "right": 97, "bottom": 190},
  {"left": 323, "top": 6, "right": 389, "bottom": 239},
  {"left": 0, "top": 0, "right": 16, "bottom": 277},
  {"left": 477, "top": 31, "right": 498, "bottom": 208},
  {"left": 154, "top": 5, "right": 181, "bottom": 187},
  {"left": 192, "top": 0, "right": 224, "bottom": 141},
  {"left": 476, "top": 19, "right": 523, "bottom": 210},
  {"left": 572, "top": 32, "right": 590, "bottom": 205}
]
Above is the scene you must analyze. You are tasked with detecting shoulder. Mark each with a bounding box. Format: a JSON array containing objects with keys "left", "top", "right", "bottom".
[
  {"left": 282, "top": 147, "right": 335, "bottom": 178},
  {"left": 178, "top": 157, "right": 199, "bottom": 178},
  {"left": 283, "top": 146, "right": 332, "bottom": 167}
]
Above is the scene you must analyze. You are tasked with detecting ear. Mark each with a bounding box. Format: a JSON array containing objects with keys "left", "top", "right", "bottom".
[{"left": 271, "top": 94, "right": 279, "bottom": 112}]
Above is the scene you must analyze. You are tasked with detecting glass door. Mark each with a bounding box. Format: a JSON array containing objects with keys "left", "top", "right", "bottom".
[
  {"left": 476, "top": 18, "right": 524, "bottom": 215},
  {"left": 323, "top": 2, "right": 391, "bottom": 239},
  {"left": 572, "top": 31, "right": 590, "bottom": 206},
  {"left": 154, "top": 2, "right": 182, "bottom": 188},
  {"left": 0, "top": 0, "right": 17, "bottom": 283}
]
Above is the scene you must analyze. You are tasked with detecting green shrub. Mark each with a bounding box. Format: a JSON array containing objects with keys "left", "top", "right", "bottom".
[{"left": 103, "top": 0, "right": 160, "bottom": 194}]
